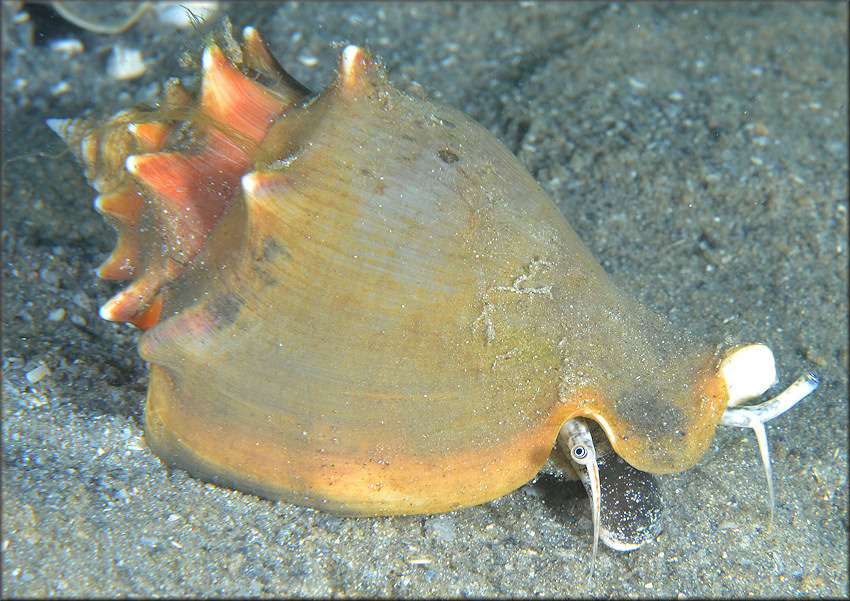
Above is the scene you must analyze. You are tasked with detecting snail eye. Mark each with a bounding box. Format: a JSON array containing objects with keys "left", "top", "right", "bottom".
[{"left": 572, "top": 445, "right": 588, "bottom": 462}]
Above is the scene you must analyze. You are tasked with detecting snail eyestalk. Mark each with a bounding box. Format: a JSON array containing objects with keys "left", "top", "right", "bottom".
[
  {"left": 558, "top": 418, "right": 600, "bottom": 585},
  {"left": 719, "top": 345, "right": 820, "bottom": 527}
]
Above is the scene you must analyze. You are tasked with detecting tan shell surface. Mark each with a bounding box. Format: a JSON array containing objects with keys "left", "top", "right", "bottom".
[{"left": 135, "top": 47, "right": 727, "bottom": 515}]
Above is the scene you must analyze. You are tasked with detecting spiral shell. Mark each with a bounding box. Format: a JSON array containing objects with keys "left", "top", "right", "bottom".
[{"left": 50, "top": 27, "right": 741, "bottom": 515}]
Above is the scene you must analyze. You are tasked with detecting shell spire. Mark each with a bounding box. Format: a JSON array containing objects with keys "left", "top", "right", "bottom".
[{"left": 49, "top": 27, "right": 312, "bottom": 329}]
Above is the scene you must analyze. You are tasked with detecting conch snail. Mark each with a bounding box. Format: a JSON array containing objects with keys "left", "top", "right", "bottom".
[{"left": 48, "top": 25, "right": 818, "bottom": 567}]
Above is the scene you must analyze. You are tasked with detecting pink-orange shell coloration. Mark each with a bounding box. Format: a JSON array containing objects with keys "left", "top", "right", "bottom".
[{"left": 50, "top": 26, "right": 738, "bottom": 516}]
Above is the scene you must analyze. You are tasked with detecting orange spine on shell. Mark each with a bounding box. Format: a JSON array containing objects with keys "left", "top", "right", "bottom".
[{"left": 49, "top": 28, "right": 309, "bottom": 329}]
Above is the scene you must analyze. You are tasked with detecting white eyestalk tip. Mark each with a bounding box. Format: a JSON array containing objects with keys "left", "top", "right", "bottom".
[{"left": 720, "top": 343, "right": 778, "bottom": 406}]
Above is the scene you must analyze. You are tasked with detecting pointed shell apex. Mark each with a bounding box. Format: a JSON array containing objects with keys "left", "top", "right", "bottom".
[{"left": 45, "top": 118, "right": 68, "bottom": 139}]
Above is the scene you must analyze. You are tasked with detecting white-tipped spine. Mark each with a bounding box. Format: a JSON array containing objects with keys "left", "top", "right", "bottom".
[
  {"left": 202, "top": 45, "right": 216, "bottom": 70},
  {"left": 241, "top": 172, "right": 260, "bottom": 197},
  {"left": 340, "top": 45, "right": 363, "bottom": 90},
  {"left": 125, "top": 155, "right": 139, "bottom": 174}
]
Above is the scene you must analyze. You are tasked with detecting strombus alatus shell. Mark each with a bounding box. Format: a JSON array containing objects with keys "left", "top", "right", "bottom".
[{"left": 49, "top": 25, "right": 818, "bottom": 558}]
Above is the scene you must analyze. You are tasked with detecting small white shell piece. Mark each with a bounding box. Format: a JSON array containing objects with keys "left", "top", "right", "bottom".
[{"left": 107, "top": 46, "right": 146, "bottom": 81}]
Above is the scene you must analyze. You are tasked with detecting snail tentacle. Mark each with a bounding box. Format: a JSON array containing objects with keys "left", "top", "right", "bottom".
[
  {"left": 720, "top": 372, "right": 820, "bottom": 527},
  {"left": 558, "top": 418, "right": 600, "bottom": 585}
]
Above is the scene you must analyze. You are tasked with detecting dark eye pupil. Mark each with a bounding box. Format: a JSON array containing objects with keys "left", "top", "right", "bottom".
[{"left": 573, "top": 446, "right": 587, "bottom": 460}]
